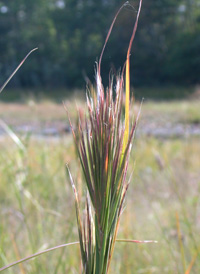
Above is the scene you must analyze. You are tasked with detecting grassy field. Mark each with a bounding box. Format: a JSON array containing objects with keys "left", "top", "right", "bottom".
[{"left": 0, "top": 96, "right": 200, "bottom": 273}]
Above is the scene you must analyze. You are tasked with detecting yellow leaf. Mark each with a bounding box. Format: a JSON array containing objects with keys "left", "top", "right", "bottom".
[{"left": 122, "top": 56, "right": 130, "bottom": 155}]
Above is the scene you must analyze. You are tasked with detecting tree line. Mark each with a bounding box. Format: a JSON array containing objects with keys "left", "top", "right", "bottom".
[{"left": 0, "top": 0, "right": 200, "bottom": 90}]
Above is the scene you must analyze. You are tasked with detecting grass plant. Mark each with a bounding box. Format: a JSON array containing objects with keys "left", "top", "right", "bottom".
[
  {"left": 66, "top": 1, "right": 144, "bottom": 273},
  {"left": 68, "top": 69, "right": 137, "bottom": 273}
]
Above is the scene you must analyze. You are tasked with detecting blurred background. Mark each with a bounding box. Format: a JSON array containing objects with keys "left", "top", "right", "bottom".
[
  {"left": 0, "top": 1, "right": 200, "bottom": 273},
  {"left": 0, "top": 0, "right": 200, "bottom": 99}
]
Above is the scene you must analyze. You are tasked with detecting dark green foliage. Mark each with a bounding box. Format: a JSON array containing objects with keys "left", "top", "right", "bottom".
[
  {"left": 0, "top": 0, "right": 200, "bottom": 91},
  {"left": 165, "top": 29, "right": 200, "bottom": 84}
]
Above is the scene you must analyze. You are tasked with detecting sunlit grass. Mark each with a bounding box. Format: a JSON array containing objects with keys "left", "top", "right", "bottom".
[
  {"left": 141, "top": 100, "right": 200, "bottom": 124},
  {"left": 0, "top": 135, "right": 200, "bottom": 273}
]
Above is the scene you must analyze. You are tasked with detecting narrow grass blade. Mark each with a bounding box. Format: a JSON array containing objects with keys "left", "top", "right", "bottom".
[
  {"left": 66, "top": 165, "right": 87, "bottom": 265},
  {"left": 185, "top": 253, "right": 198, "bottom": 274},
  {"left": 123, "top": 0, "right": 143, "bottom": 154},
  {"left": 98, "top": 1, "right": 129, "bottom": 75},
  {"left": 116, "top": 239, "right": 158, "bottom": 243},
  {"left": 10, "top": 234, "right": 26, "bottom": 274},
  {"left": 0, "top": 119, "right": 26, "bottom": 151},
  {"left": 0, "top": 48, "right": 38, "bottom": 94},
  {"left": 176, "top": 212, "right": 186, "bottom": 272},
  {"left": 0, "top": 242, "right": 79, "bottom": 272},
  {"left": 123, "top": 56, "right": 130, "bottom": 151}
]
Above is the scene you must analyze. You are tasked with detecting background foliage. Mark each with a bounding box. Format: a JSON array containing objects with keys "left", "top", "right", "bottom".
[{"left": 0, "top": 0, "right": 200, "bottom": 90}]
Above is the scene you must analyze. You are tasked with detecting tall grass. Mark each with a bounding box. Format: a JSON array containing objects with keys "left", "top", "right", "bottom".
[
  {"left": 67, "top": 1, "right": 143, "bottom": 273},
  {"left": 68, "top": 73, "right": 136, "bottom": 272}
]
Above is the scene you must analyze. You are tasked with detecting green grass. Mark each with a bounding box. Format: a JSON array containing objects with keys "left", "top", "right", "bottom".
[
  {"left": 142, "top": 100, "right": 200, "bottom": 124},
  {"left": 0, "top": 132, "right": 200, "bottom": 273}
]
